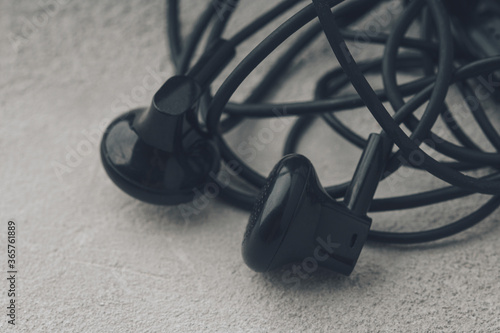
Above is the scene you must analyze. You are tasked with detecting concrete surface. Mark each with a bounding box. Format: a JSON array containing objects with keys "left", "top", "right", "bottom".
[{"left": 1, "top": 0, "right": 499, "bottom": 332}]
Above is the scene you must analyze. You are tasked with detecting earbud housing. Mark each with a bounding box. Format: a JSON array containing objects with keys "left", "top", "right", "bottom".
[
  {"left": 100, "top": 75, "right": 220, "bottom": 205},
  {"left": 242, "top": 154, "right": 372, "bottom": 275}
]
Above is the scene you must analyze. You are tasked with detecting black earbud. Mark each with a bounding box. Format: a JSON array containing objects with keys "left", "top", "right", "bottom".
[
  {"left": 100, "top": 39, "right": 235, "bottom": 205},
  {"left": 100, "top": 75, "right": 220, "bottom": 205},
  {"left": 242, "top": 134, "right": 390, "bottom": 275}
]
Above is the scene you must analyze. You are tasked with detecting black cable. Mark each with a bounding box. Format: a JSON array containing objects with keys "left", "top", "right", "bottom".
[
  {"left": 204, "top": 0, "right": 380, "bottom": 200},
  {"left": 312, "top": 0, "right": 500, "bottom": 243},
  {"left": 166, "top": 0, "right": 182, "bottom": 68},
  {"left": 165, "top": 0, "right": 500, "bottom": 244},
  {"left": 177, "top": 2, "right": 216, "bottom": 74},
  {"left": 206, "top": 0, "right": 365, "bottom": 133},
  {"left": 313, "top": 0, "right": 500, "bottom": 195},
  {"left": 368, "top": 195, "right": 500, "bottom": 244}
]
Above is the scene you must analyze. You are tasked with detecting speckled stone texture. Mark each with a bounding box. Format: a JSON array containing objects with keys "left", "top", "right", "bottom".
[{"left": 1, "top": 1, "right": 499, "bottom": 332}]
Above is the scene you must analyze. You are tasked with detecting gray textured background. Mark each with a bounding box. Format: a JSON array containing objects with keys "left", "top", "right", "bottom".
[{"left": 1, "top": 0, "right": 499, "bottom": 332}]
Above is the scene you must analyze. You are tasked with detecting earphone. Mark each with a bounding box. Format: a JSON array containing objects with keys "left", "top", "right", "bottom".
[
  {"left": 101, "top": 0, "right": 500, "bottom": 276},
  {"left": 242, "top": 132, "right": 390, "bottom": 274},
  {"left": 101, "top": 40, "right": 235, "bottom": 205}
]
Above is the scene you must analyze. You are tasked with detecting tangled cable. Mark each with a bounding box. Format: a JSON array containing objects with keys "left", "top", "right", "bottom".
[{"left": 165, "top": 0, "right": 500, "bottom": 244}]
